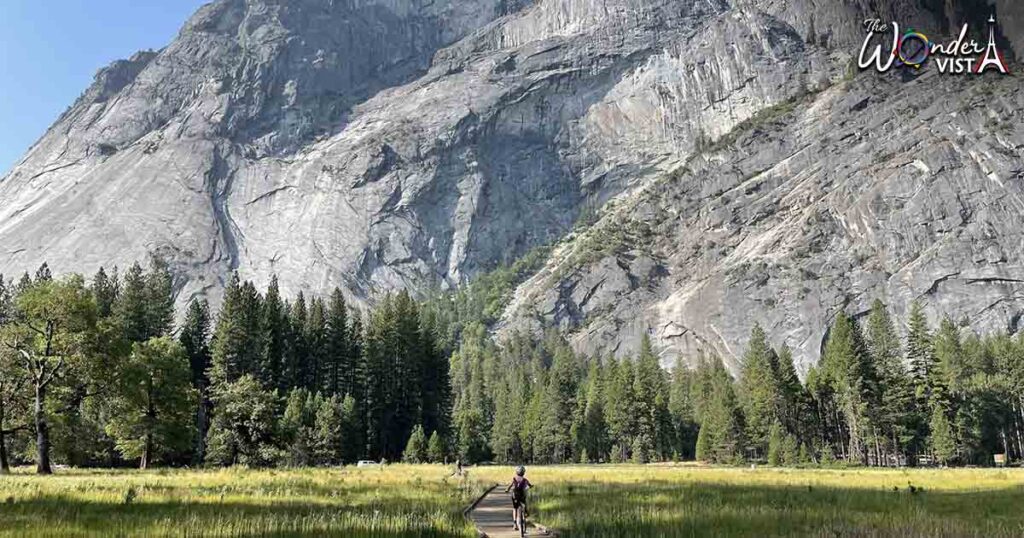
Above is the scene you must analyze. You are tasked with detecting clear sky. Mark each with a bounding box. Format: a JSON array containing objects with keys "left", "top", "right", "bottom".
[{"left": 0, "top": 1, "right": 211, "bottom": 175}]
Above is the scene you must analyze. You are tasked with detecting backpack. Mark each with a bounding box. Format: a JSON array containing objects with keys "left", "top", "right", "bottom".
[{"left": 512, "top": 477, "right": 528, "bottom": 500}]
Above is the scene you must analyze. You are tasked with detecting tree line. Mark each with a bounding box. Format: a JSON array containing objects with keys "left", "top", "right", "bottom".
[
  {"left": 447, "top": 300, "right": 1024, "bottom": 467},
  {"left": 2, "top": 260, "right": 1023, "bottom": 473},
  {"left": 0, "top": 261, "right": 450, "bottom": 473}
]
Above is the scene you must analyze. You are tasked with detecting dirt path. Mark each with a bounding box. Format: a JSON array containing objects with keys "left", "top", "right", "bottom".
[{"left": 468, "top": 485, "right": 555, "bottom": 537}]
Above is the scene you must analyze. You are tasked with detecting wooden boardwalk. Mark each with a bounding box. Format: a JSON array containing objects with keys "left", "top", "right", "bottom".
[{"left": 468, "top": 485, "right": 555, "bottom": 537}]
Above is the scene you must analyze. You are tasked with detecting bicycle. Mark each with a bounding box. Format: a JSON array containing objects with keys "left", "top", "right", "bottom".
[{"left": 516, "top": 499, "right": 527, "bottom": 537}]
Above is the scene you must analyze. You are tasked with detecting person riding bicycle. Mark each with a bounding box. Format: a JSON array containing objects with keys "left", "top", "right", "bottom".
[{"left": 504, "top": 465, "right": 533, "bottom": 532}]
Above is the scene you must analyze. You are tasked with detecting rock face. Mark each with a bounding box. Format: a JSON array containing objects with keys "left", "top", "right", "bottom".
[{"left": 1, "top": 0, "right": 1021, "bottom": 371}]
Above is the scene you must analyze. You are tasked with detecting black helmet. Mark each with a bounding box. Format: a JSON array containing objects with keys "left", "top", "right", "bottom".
[{"left": 516, "top": 465, "right": 526, "bottom": 476}]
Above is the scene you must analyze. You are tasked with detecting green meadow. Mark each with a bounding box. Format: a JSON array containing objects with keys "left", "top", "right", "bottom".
[{"left": 1, "top": 465, "right": 1023, "bottom": 537}]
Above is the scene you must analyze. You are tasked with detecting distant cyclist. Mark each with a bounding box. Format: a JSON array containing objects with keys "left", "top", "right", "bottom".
[{"left": 504, "top": 465, "right": 533, "bottom": 532}]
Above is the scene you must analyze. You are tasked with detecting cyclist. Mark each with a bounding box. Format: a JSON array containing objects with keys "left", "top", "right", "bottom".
[{"left": 504, "top": 465, "right": 533, "bottom": 532}]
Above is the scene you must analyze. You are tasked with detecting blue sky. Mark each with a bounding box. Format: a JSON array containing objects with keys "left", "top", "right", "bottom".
[{"left": 0, "top": 1, "right": 210, "bottom": 174}]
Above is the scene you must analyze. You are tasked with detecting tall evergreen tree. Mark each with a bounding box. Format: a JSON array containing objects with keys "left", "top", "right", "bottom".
[
  {"left": 210, "top": 276, "right": 262, "bottom": 384},
  {"left": 864, "top": 299, "right": 917, "bottom": 464},
  {"left": 932, "top": 317, "right": 964, "bottom": 411},
  {"left": 697, "top": 357, "right": 745, "bottom": 463},
  {"left": 906, "top": 302, "right": 935, "bottom": 396},
  {"left": 738, "top": 324, "right": 780, "bottom": 458},
  {"left": 259, "top": 277, "right": 288, "bottom": 391},
  {"left": 819, "top": 312, "right": 877, "bottom": 464},
  {"left": 536, "top": 342, "right": 579, "bottom": 463},
  {"left": 284, "top": 293, "right": 309, "bottom": 390},
  {"left": 116, "top": 263, "right": 150, "bottom": 344},
  {"left": 669, "top": 356, "right": 699, "bottom": 460},
  {"left": 427, "top": 430, "right": 447, "bottom": 463},
  {"left": 605, "top": 357, "right": 637, "bottom": 461},
  {"left": 633, "top": 335, "right": 668, "bottom": 462},
  {"left": 179, "top": 299, "right": 212, "bottom": 463},
  {"left": 306, "top": 298, "right": 327, "bottom": 391},
  {"left": 403, "top": 424, "right": 428, "bottom": 463},
  {"left": 313, "top": 395, "right": 344, "bottom": 465},
  {"left": 91, "top": 267, "right": 120, "bottom": 318},
  {"left": 774, "top": 345, "right": 807, "bottom": 441},
  {"left": 322, "top": 289, "right": 349, "bottom": 397},
  {"left": 930, "top": 405, "right": 956, "bottom": 465},
  {"left": 144, "top": 257, "right": 175, "bottom": 338}
]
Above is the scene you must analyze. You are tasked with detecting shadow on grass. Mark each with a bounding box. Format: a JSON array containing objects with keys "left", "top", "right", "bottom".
[
  {"left": 0, "top": 496, "right": 473, "bottom": 538},
  {"left": 533, "top": 480, "right": 1024, "bottom": 538}
]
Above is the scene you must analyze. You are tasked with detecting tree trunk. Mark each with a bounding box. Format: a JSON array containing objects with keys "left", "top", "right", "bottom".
[
  {"left": 0, "top": 400, "right": 8, "bottom": 474},
  {"left": 0, "top": 429, "right": 9, "bottom": 475},
  {"left": 140, "top": 432, "right": 152, "bottom": 470},
  {"left": 194, "top": 387, "right": 209, "bottom": 465},
  {"left": 35, "top": 382, "right": 52, "bottom": 475}
]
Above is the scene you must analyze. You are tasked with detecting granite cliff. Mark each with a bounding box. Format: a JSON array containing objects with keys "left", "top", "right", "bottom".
[{"left": 1, "top": 0, "right": 1021, "bottom": 371}]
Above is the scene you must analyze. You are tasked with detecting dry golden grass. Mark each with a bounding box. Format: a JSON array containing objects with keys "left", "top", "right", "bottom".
[
  {"left": 474, "top": 464, "right": 1024, "bottom": 537},
  {"left": 2, "top": 464, "right": 1023, "bottom": 537}
]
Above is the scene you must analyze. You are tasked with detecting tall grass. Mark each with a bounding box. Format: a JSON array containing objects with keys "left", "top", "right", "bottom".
[
  {"left": 0, "top": 466, "right": 482, "bottom": 537},
  {"left": 474, "top": 464, "right": 1024, "bottom": 537},
  {"left": 2, "top": 465, "right": 1024, "bottom": 537}
]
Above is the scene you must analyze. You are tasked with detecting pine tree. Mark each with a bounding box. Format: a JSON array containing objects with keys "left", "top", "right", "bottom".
[
  {"left": 419, "top": 309, "right": 451, "bottom": 442},
  {"left": 280, "top": 388, "right": 314, "bottom": 467},
  {"left": 283, "top": 294, "right": 308, "bottom": 390},
  {"left": 323, "top": 289, "right": 348, "bottom": 397},
  {"left": 364, "top": 295, "right": 397, "bottom": 460},
  {"left": 339, "top": 393, "right": 363, "bottom": 463},
  {"left": 631, "top": 436, "right": 650, "bottom": 464},
  {"left": 536, "top": 342, "right": 578, "bottom": 463},
  {"left": 210, "top": 276, "right": 262, "bottom": 384},
  {"left": 306, "top": 298, "right": 327, "bottom": 391},
  {"left": 116, "top": 263, "right": 150, "bottom": 344},
  {"left": 932, "top": 317, "right": 964, "bottom": 410},
  {"left": 699, "top": 357, "right": 746, "bottom": 463},
  {"left": 633, "top": 335, "right": 667, "bottom": 462},
  {"left": 403, "top": 424, "right": 428, "bottom": 463},
  {"left": 864, "top": 299, "right": 916, "bottom": 464},
  {"left": 669, "top": 357, "right": 699, "bottom": 460},
  {"left": 774, "top": 345, "right": 806, "bottom": 441},
  {"left": 781, "top": 432, "right": 799, "bottom": 465},
  {"left": 179, "top": 299, "right": 212, "bottom": 463},
  {"left": 767, "top": 421, "right": 784, "bottom": 466},
  {"left": 695, "top": 423, "right": 711, "bottom": 462},
  {"left": 313, "top": 395, "right": 344, "bottom": 465},
  {"left": 91, "top": 267, "right": 120, "bottom": 318},
  {"left": 738, "top": 324, "right": 780, "bottom": 458},
  {"left": 33, "top": 263, "right": 52, "bottom": 282},
  {"left": 578, "top": 362, "right": 609, "bottom": 463},
  {"left": 907, "top": 302, "right": 935, "bottom": 394},
  {"left": 820, "top": 312, "right": 876, "bottom": 464},
  {"left": 491, "top": 363, "right": 527, "bottom": 463},
  {"left": 929, "top": 405, "right": 956, "bottom": 465},
  {"left": 427, "top": 430, "right": 447, "bottom": 463},
  {"left": 605, "top": 358, "right": 637, "bottom": 462},
  {"left": 144, "top": 257, "right": 175, "bottom": 339},
  {"left": 259, "top": 277, "right": 288, "bottom": 391}
]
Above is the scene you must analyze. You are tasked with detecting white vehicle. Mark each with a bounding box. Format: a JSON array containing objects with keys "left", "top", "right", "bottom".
[{"left": 356, "top": 460, "right": 379, "bottom": 468}]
